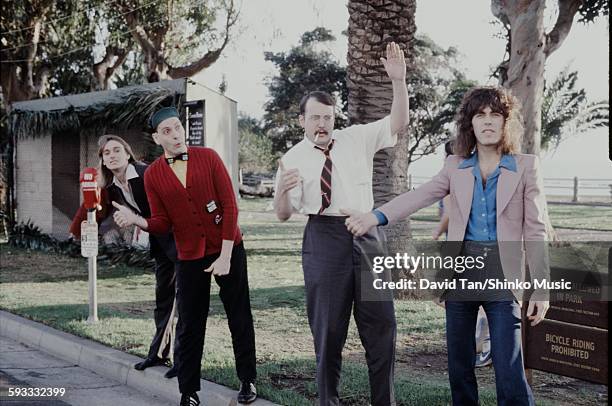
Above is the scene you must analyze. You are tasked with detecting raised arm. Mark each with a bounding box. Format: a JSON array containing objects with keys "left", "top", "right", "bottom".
[
  {"left": 381, "top": 42, "right": 409, "bottom": 136},
  {"left": 342, "top": 157, "right": 454, "bottom": 236}
]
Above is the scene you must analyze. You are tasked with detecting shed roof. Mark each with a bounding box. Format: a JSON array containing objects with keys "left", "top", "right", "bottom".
[{"left": 10, "top": 79, "right": 186, "bottom": 139}]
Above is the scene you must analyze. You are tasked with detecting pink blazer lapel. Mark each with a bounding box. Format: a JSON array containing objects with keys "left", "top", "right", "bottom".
[
  {"left": 454, "top": 167, "right": 474, "bottom": 222},
  {"left": 497, "top": 167, "right": 522, "bottom": 215}
]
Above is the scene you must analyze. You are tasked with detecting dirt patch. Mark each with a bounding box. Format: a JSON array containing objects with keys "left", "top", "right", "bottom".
[
  {"left": 0, "top": 248, "right": 86, "bottom": 283},
  {"left": 340, "top": 333, "right": 607, "bottom": 406}
]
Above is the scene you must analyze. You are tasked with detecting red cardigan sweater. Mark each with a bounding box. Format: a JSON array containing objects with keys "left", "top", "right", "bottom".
[{"left": 144, "top": 147, "right": 242, "bottom": 260}]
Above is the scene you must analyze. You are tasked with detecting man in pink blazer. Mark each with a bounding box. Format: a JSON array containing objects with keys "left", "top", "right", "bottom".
[{"left": 342, "top": 87, "right": 549, "bottom": 406}]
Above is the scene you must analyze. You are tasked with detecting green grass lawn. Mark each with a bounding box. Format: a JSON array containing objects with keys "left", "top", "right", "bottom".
[{"left": 1, "top": 198, "right": 608, "bottom": 405}]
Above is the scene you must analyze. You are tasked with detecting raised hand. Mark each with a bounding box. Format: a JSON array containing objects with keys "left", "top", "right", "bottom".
[
  {"left": 380, "top": 42, "right": 406, "bottom": 81},
  {"left": 339, "top": 208, "right": 379, "bottom": 237},
  {"left": 278, "top": 160, "right": 301, "bottom": 195}
]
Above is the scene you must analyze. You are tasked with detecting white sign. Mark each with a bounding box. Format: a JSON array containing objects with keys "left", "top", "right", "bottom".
[{"left": 81, "top": 221, "right": 98, "bottom": 257}]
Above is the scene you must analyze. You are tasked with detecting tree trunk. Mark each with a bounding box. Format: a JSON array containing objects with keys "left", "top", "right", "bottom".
[
  {"left": 493, "top": 0, "right": 546, "bottom": 155},
  {"left": 347, "top": 0, "right": 417, "bottom": 293},
  {"left": 92, "top": 46, "right": 130, "bottom": 90},
  {"left": 118, "top": 0, "right": 236, "bottom": 82},
  {"left": 492, "top": 0, "right": 583, "bottom": 242}
]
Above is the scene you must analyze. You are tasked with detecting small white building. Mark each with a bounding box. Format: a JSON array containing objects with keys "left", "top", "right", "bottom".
[{"left": 9, "top": 79, "right": 238, "bottom": 238}]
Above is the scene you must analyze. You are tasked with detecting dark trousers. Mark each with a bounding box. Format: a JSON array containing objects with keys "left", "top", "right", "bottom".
[
  {"left": 302, "top": 215, "right": 397, "bottom": 406},
  {"left": 147, "top": 252, "right": 180, "bottom": 361},
  {"left": 175, "top": 242, "right": 256, "bottom": 394},
  {"left": 445, "top": 300, "right": 534, "bottom": 406}
]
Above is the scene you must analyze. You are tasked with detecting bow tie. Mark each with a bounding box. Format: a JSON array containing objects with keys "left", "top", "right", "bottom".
[{"left": 165, "top": 153, "right": 189, "bottom": 164}]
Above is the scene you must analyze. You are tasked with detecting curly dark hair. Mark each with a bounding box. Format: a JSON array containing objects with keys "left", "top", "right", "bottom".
[{"left": 453, "top": 86, "right": 523, "bottom": 158}]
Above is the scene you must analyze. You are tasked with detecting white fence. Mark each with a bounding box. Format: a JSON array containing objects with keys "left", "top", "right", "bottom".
[{"left": 409, "top": 175, "right": 612, "bottom": 203}]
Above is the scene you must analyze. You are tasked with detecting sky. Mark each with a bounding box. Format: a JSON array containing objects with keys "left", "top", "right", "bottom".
[{"left": 194, "top": 0, "right": 610, "bottom": 194}]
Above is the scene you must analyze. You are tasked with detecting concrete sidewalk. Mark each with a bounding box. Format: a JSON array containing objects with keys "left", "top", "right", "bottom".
[
  {"left": 1, "top": 335, "right": 170, "bottom": 405},
  {"left": 0, "top": 311, "right": 278, "bottom": 406}
]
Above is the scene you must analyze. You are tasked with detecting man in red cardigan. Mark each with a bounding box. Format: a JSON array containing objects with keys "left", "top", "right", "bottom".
[{"left": 113, "top": 107, "right": 257, "bottom": 406}]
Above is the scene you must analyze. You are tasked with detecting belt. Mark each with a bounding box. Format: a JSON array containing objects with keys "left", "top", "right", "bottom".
[
  {"left": 307, "top": 214, "right": 348, "bottom": 224},
  {"left": 462, "top": 241, "right": 499, "bottom": 257}
]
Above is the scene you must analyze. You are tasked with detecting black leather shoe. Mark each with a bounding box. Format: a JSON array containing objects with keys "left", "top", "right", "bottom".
[
  {"left": 237, "top": 381, "right": 257, "bottom": 404},
  {"left": 180, "top": 392, "right": 200, "bottom": 406},
  {"left": 165, "top": 364, "right": 178, "bottom": 379},
  {"left": 134, "top": 356, "right": 170, "bottom": 371}
]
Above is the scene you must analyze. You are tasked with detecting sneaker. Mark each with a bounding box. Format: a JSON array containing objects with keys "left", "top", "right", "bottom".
[
  {"left": 237, "top": 381, "right": 257, "bottom": 404},
  {"left": 475, "top": 338, "right": 492, "bottom": 368},
  {"left": 180, "top": 392, "right": 200, "bottom": 406}
]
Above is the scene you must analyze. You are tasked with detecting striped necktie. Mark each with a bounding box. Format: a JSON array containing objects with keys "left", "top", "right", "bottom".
[{"left": 315, "top": 140, "right": 334, "bottom": 214}]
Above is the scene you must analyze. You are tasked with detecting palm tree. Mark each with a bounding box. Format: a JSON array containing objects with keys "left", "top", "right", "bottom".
[
  {"left": 347, "top": 0, "right": 417, "bottom": 263},
  {"left": 541, "top": 66, "right": 609, "bottom": 151}
]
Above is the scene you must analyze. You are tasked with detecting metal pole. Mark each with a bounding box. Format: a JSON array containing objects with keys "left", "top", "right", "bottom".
[{"left": 87, "top": 209, "right": 98, "bottom": 323}]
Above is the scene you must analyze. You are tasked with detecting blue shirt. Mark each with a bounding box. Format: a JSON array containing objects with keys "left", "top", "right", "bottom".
[{"left": 459, "top": 153, "right": 517, "bottom": 241}]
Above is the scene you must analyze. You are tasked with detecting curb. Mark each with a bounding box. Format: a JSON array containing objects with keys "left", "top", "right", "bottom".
[{"left": 0, "top": 310, "right": 278, "bottom": 406}]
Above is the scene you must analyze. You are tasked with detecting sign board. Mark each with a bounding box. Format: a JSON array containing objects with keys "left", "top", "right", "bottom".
[
  {"left": 546, "top": 297, "right": 608, "bottom": 329},
  {"left": 185, "top": 100, "right": 205, "bottom": 146},
  {"left": 525, "top": 319, "right": 608, "bottom": 385},
  {"left": 80, "top": 221, "right": 98, "bottom": 257}
]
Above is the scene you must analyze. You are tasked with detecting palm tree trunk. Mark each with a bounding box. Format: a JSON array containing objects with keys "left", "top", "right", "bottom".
[{"left": 347, "top": 0, "right": 417, "bottom": 295}]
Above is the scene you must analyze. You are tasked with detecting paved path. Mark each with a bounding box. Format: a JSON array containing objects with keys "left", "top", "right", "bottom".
[
  {"left": 0, "top": 311, "right": 278, "bottom": 406},
  {"left": 0, "top": 336, "right": 170, "bottom": 406}
]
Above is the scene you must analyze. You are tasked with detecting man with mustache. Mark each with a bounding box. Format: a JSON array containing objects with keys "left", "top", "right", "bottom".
[{"left": 274, "top": 42, "right": 410, "bottom": 406}]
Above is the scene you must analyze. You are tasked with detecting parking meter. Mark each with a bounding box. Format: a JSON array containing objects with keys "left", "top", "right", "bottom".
[
  {"left": 79, "top": 167, "right": 99, "bottom": 322},
  {"left": 79, "top": 167, "right": 101, "bottom": 210}
]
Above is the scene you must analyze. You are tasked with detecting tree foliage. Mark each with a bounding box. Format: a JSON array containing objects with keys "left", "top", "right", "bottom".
[
  {"left": 0, "top": 0, "right": 97, "bottom": 102},
  {"left": 490, "top": 0, "right": 609, "bottom": 155},
  {"left": 262, "top": 28, "right": 471, "bottom": 162},
  {"left": 114, "top": 0, "right": 239, "bottom": 80},
  {"left": 405, "top": 35, "right": 476, "bottom": 164},
  {"left": 541, "top": 66, "right": 609, "bottom": 150},
  {"left": 0, "top": 0, "right": 239, "bottom": 109},
  {"left": 238, "top": 114, "right": 275, "bottom": 173},
  {"left": 263, "top": 27, "right": 348, "bottom": 153}
]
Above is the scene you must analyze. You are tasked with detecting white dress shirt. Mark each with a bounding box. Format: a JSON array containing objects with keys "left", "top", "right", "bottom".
[
  {"left": 275, "top": 116, "right": 396, "bottom": 215},
  {"left": 112, "top": 164, "right": 149, "bottom": 248},
  {"left": 112, "top": 164, "right": 140, "bottom": 210}
]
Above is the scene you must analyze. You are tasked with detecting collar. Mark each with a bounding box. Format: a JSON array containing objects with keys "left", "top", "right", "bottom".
[
  {"left": 112, "top": 163, "right": 139, "bottom": 188},
  {"left": 458, "top": 153, "right": 517, "bottom": 172},
  {"left": 314, "top": 138, "right": 335, "bottom": 153}
]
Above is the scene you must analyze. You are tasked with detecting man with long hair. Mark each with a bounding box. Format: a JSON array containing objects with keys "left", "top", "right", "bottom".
[
  {"left": 70, "top": 135, "right": 180, "bottom": 377},
  {"left": 342, "top": 86, "right": 549, "bottom": 405}
]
